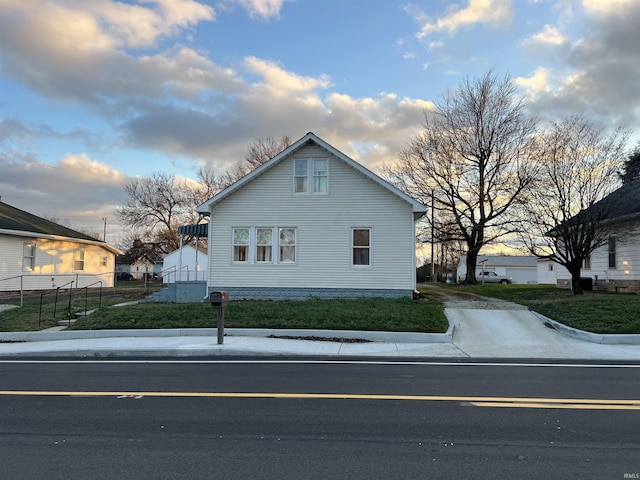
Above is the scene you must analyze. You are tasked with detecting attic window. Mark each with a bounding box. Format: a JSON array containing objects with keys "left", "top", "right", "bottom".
[{"left": 294, "top": 158, "right": 328, "bottom": 194}]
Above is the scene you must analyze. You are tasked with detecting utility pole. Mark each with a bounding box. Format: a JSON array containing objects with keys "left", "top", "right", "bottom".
[
  {"left": 430, "top": 189, "right": 435, "bottom": 282},
  {"left": 102, "top": 217, "right": 107, "bottom": 242}
]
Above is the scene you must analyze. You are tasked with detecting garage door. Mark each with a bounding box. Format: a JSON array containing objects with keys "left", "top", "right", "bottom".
[{"left": 505, "top": 268, "right": 537, "bottom": 284}]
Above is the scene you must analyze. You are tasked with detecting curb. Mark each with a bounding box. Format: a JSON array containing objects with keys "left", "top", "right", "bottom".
[
  {"left": 0, "top": 324, "right": 454, "bottom": 345},
  {"left": 531, "top": 312, "right": 640, "bottom": 345}
]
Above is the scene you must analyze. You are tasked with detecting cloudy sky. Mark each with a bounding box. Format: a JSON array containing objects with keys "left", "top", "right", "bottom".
[{"left": 1, "top": 0, "right": 639, "bottom": 243}]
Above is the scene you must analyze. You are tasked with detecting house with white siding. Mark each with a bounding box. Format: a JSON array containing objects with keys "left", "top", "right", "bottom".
[
  {"left": 162, "top": 245, "right": 207, "bottom": 283},
  {"left": 554, "top": 180, "right": 640, "bottom": 293},
  {"left": 0, "top": 201, "right": 122, "bottom": 291},
  {"left": 196, "top": 132, "right": 427, "bottom": 300}
]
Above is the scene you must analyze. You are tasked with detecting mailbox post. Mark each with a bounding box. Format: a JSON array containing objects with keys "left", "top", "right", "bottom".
[{"left": 209, "top": 291, "right": 228, "bottom": 344}]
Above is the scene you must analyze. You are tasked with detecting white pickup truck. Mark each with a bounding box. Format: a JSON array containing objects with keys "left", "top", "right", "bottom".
[{"left": 476, "top": 271, "right": 512, "bottom": 284}]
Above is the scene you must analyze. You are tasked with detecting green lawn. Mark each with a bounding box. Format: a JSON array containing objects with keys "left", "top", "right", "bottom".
[
  {"left": 1, "top": 288, "right": 449, "bottom": 334},
  {"left": 433, "top": 284, "right": 640, "bottom": 334}
]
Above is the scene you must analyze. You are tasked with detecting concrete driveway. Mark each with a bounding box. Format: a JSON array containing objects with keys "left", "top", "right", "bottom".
[{"left": 422, "top": 284, "right": 640, "bottom": 359}]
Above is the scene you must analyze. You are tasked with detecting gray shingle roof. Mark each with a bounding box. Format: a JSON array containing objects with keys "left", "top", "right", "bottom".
[{"left": 0, "top": 201, "right": 102, "bottom": 242}]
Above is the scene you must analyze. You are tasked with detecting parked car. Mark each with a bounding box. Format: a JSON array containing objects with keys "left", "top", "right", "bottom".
[
  {"left": 116, "top": 272, "right": 134, "bottom": 281},
  {"left": 476, "top": 271, "right": 512, "bottom": 284}
]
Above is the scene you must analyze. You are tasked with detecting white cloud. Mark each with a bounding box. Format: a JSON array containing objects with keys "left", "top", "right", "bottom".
[
  {"left": 582, "top": 0, "right": 637, "bottom": 16},
  {"left": 516, "top": 67, "right": 551, "bottom": 93},
  {"left": 234, "top": 0, "right": 291, "bottom": 19},
  {"left": 523, "top": 24, "right": 567, "bottom": 46},
  {"left": 415, "top": 0, "right": 513, "bottom": 38}
]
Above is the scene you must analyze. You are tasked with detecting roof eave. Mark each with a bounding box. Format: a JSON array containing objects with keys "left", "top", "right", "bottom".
[{"left": 0, "top": 228, "right": 123, "bottom": 255}]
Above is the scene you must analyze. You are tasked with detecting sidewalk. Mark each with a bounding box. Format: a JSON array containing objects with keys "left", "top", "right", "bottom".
[{"left": 2, "top": 292, "right": 640, "bottom": 360}]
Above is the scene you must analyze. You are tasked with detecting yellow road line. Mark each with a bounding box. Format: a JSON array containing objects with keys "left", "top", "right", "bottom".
[
  {"left": 0, "top": 390, "right": 639, "bottom": 410},
  {"left": 471, "top": 402, "right": 640, "bottom": 410}
]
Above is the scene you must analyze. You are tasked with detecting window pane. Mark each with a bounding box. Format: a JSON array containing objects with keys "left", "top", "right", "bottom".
[
  {"left": 295, "top": 177, "right": 308, "bottom": 193},
  {"left": 256, "top": 246, "right": 272, "bottom": 262},
  {"left": 313, "top": 159, "right": 327, "bottom": 175},
  {"left": 608, "top": 237, "right": 616, "bottom": 268},
  {"left": 314, "top": 176, "right": 327, "bottom": 193},
  {"left": 233, "top": 228, "right": 249, "bottom": 245},
  {"left": 353, "top": 248, "right": 370, "bottom": 266},
  {"left": 280, "top": 228, "right": 295, "bottom": 245},
  {"left": 353, "top": 229, "right": 370, "bottom": 247},
  {"left": 234, "top": 246, "right": 248, "bottom": 262},
  {"left": 257, "top": 229, "right": 272, "bottom": 245},
  {"left": 280, "top": 246, "right": 295, "bottom": 263},
  {"left": 295, "top": 159, "right": 308, "bottom": 176}
]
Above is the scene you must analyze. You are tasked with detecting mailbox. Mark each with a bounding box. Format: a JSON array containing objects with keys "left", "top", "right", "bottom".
[{"left": 209, "top": 291, "right": 229, "bottom": 307}]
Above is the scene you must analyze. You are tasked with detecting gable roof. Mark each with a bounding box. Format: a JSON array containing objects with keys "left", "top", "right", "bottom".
[
  {"left": 196, "top": 132, "right": 427, "bottom": 220},
  {"left": 587, "top": 180, "right": 640, "bottom": 223},
  {"left": 0, "top": 201, "right": 122, "bottom": 255}
]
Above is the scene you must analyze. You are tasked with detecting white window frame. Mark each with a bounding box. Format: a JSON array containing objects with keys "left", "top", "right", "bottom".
[
  {"left": 231, "top": 227, "right": 296, "bottom": 265},
  {"left": 255, "top": 228, "right": 273, "bottom": 263},
  {"left": 278, "top": 227, "right": 297, "bottom": 263},
  {"left": 293, "top": 158, "right": 329, "bottom": 194},
  {"left": 74, "top": 248, "right": 85, "bottom": 271},
  {"left": 233, "top": 227, "right": 250, "bottom": 263},
  {"left": 352, "top": 228, "right": 371, "bottom": 267},
  {"left": 23, "top": 242, "right": 36, "bottom": 271}
]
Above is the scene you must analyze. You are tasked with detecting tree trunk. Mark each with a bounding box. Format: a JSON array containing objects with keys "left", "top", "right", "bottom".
[
  {"left": 569, "top": 267, "right": 584, "bottom": 295},
  {"left": 465, "top": 249, "right": 480, "bottom": 284}
]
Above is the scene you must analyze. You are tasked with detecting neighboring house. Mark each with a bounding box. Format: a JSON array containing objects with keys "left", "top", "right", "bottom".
[
  {"left": 554, "top": 180, "right": 640, "bottom": 293},
  {"left": 0, "top": 200, "right": 122, "bottom": 291},
  {"left": 162, "top": 245, "right": 208, "bottom": 283},
  {"left": 116, "top": 254, "right": 162, "bottom": 280},
  {"left": 196, "top": 132, "right": 427, "bottom": 300},
  {"left": 456, "top": 255, "right": 538, "bottom": 284}
]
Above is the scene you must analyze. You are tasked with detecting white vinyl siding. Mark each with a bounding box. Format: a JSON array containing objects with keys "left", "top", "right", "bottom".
[
  {"left": 556, "top": 224, "right": 640, "bottom": 282},
  {"left": 0, "top": 235, "right": 116, "bottom": 290},
  {"left": 207, "top": 144, "right": 416, "bottom": 290}
]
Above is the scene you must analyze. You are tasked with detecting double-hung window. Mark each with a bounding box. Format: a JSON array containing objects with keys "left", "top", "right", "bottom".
[
  {"left": 256, "top": 228, "right": 273, "bottom": 263},
  {"left": 23, "top": 242, "right": 36, "bottom": 271},
  {"left": 233, "top": 228, "right": 250, "bottom": 262},
  {"left": 74, "top": 248, "right": 85, "bottom": 271},
  {"left": 352, "top": 228, "right": 371, "bottom": 266},
  {"left": 294, "top": 158, "right": 328, "bottom": 194},
  {"left": 232, "top": 227, "right": 296, "bottom": 264},
  {"left": 279, "top": 228, "right": 296, "bottom": 263},
  {"left": 608, "top": 236, "right": 617, "bottom": 269}
]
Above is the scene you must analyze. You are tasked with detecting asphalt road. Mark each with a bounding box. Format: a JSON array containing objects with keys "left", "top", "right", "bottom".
[{"left": 1, "top": 359, "right": 639, "bottom": 479}]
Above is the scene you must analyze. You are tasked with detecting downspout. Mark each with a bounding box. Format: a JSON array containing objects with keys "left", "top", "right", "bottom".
[{"left": 178, "top": 233, "right": 183, "bottom": 282}]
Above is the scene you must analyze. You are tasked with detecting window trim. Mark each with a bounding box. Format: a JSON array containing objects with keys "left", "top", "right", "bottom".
[
  {"left": 608, "top": 236, "right": 617, "bottom": 269},
  {"left": 278, "top": 227, "right": 297, "bottom": 264},
  {"left": 293, "top": 158, "right": 329, "bottom": 195},
  {"left": 255, "top": 227, "right": 273, "bottom": 263},
  {"left": 23, "top": 242, "right": 36, "bottom": 271},
  {"left": 352, "top": 227, "right": 372, "bottom": 267},
  {"left": 73, "top": 248, "right": 85, "bottom": 271},
  {"left": 231, "top": 227, "right": 297, "bottom": 265},
  {"left": 232, "top": 227, "right": 250, "bottom": 263}
]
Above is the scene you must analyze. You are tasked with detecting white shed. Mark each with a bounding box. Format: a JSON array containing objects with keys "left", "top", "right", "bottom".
[{"left": 162, "top": 245, "right": 208, "bottom": 283}]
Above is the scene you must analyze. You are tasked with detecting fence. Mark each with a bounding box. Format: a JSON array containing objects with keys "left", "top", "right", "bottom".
[{"left": 0, "top": 272, "right": 114, "bottom": 306}]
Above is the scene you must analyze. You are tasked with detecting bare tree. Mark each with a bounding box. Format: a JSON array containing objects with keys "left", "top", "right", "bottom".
[
  {"left": 520, "top": 115, "right": 630, "bottom": 294},
  {"left": 116, "top": 172, "right": 194, "bottom": 254},
  {"left": 117, "top": 135, "right": 292, "bottom": 255},
  {"left": 384, "top": 71, "right": 539, "bottom": 283}
]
